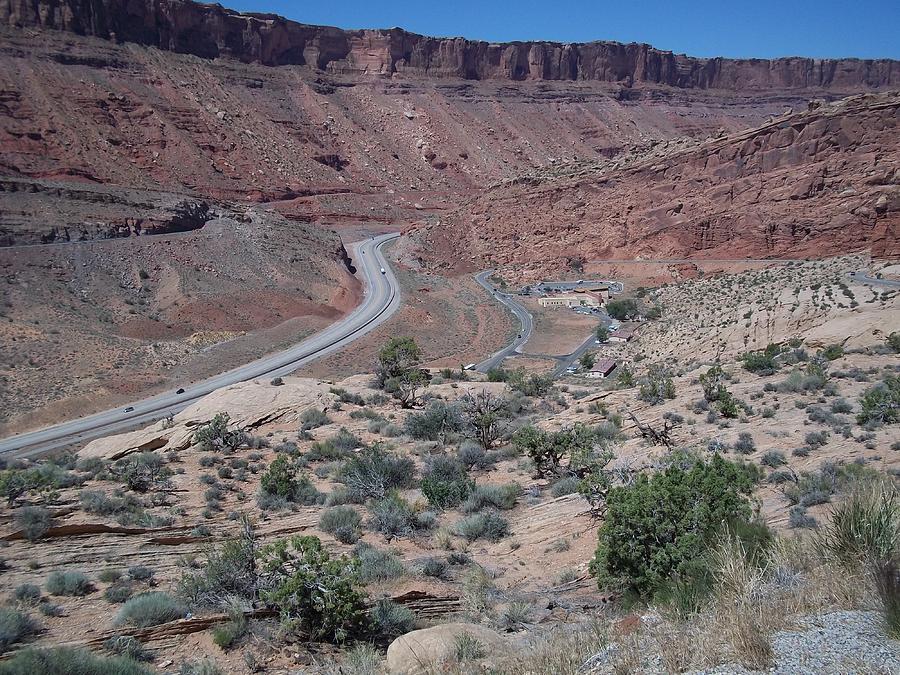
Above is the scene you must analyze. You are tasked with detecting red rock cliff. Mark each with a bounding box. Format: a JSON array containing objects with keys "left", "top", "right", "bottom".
[{"left": 1, "top": 0, "right": 896, "bottom": 89}]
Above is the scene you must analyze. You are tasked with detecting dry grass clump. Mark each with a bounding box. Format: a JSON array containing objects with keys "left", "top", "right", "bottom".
[{"left": 495, "top": 621, "right": 609, "bottom": 675}]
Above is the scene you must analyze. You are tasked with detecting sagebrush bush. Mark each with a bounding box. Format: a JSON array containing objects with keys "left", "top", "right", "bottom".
[
  {"left": 370, "top": 598, "right": 415, "bottom": 637},
  {"left": 46, "top": 571, "right": 92, "bottom": 597},
  {"left": 550, "top": 476, "right": 581, "bottom": 497},
  {"left": 12, "top": 584, "right": 41, "bottom": 605},
  {"left": 404, "top": 400, "right": 466, "bottom": 442},
  {"left": 104, "top": 583, "right": 134, "bottom": 604},
  {"left": 733, "top": 432, "right": 756, "bottom": 455},
  {"left": 0, "top": 607, "right": 39, "bottom": 654},
  {"left": 420, "top": 557, "right": 450, "bottom": 579},
  {"left": 128, "top": 566, "right": 154, "bottom": 581},
  {"left": 15, "top": 506, "right": 52, "bottom": 542},
  {"left": 103, "top": 635, "right": 150, "bottom": 662},
  {"left": 368, "top": 493, "right": 417, "bottom": 537},
  {"left": 453, "top": 511, "right": 510, "bottom": 542},
  {"left": 300, "top": 408, "right": 331, "bottom": 431},
  {"left": 115, "top": 592, "right": 186, "bottom": 627},
  {"left": 421, "top": 456, "right": 473, "bottom": 509},
  {"left": 461, "top": 483, "right": 521, "bottom": 513},
  {"left": 258, "top": 456, "right": 322, "bottom": 507},
  {"left": 0, "top": 647, "right": 151, "bottom": 675},
  {"left": 319, "top": 506, "right": 363, "bottom": 544},
  {"left": 339, "top": 445, "right": 415, "bottom": 502},
  {"left": 354, "top": 544, "right": 405, "bottom": 583}
]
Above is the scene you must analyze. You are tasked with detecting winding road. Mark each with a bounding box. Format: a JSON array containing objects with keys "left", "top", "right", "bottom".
[
  {"left": 0, "top": 233, "right": 402, "bottom": 457},
  {"left": 473, "top": 271, "right": 534, "bottom": 372}
]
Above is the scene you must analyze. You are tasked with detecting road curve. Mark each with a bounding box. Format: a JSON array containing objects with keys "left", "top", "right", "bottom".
[
  {"left": 473, "top": 271, "right": 534, "bottom": 373},
  {"left": 849, "top": 271, "right": 900, "bottom": 289},
  {"left": 0, "top": 233, "right": 402, "bottom": 458}
]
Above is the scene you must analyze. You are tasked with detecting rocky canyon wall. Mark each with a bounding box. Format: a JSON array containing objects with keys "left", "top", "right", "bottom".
[{"left": 1, "top": 0, "right": 896, "bottom": 90}]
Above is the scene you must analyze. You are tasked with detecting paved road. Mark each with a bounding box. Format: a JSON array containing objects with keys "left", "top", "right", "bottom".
[
  {"left": 850, "top": 271, "right": 900, "bottom": 289},
  {"left": 473, "top": 271, "right": 534, "bottom": 373},
  {"left": 0, "top": 233, "right": 402, "bottom": 458}
]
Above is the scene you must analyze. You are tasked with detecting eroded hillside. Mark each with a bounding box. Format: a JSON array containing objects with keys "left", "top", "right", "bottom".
[{"left": 419, "top": 92, "right": 900, "bottom": 277}]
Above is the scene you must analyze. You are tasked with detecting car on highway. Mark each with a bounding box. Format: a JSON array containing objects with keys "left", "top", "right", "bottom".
[
  {"left": 380, "top": 267, "right": 386, "bottom": 275},
  {"left": 124, "top": 406, "right": 134, "bottom": 413},
  {"left": 176, "top": 388, "right": 185, "bottom": 394}
]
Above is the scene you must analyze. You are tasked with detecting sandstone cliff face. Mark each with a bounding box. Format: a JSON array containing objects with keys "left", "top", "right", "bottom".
[
  {"left": 1, "top": 0, "right": 896, "bottom": 90},
  {"left": 419, "top": 93, "right": 900, "bottom": 274}
]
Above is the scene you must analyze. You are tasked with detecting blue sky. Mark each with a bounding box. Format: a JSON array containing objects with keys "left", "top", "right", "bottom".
[{"left": 226, "top": 1, "right": 899, "bottom": 60}]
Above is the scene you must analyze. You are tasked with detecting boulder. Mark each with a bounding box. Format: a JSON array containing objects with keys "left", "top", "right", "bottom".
[{"left": 386, "top": 622, "right": 508, "bottom": 675}]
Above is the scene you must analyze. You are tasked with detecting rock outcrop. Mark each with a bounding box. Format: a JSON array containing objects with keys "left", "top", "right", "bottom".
[
  {"left": 419, "top": 92, "right": 900, "bottom": 274},
  {"left": 386, "top": 622, "right": 509, "bottom": 674},
  {"left": 2, "top": 0, "right": 896, "bottom": 90}
]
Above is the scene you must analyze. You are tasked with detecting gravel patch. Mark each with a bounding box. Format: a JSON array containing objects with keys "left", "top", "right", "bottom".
[{"left": 697, "top": 610, "right": 900, "bottom": 675}]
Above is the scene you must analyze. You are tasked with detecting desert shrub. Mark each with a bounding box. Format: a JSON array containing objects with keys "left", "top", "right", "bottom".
[
  {"left": 368, "top": 493, "right": 418, "bottom": 537},
  {"left": 0, "top": 607, "right": 38, "bottom": 654},
  {"left": 177, "top": 519, "right": 257, "bottom": 608},
  {"left": 421, "top": 456, "right": 474, "bottom": 509},
  {"left": 551, "top": 476, "right": 581, "bottom": 497},
  {"left": 104, "top": 583, "right": 133, "bottom": 604},
  {"left": 308, "top": 428, "right": 363, "bottom": 461},
  {"left": 97, "top": 568, "right": 123, "bottom": 583},
  {"left": 512, "top": 423, "right": 597, "bottom": 478},
  {"left": 179, "top": 659, "right": 224, "bottom": 675},
  {"left": 193, "top": 414, "right": 247, "bottom": 453},
  {"left": 211, "top": 602, "right": 247, "bottom": 650},
  {"left": 319, "top": 506, "right": 363, "bottom": 544},
  {"left": 788, "top": 506, "right": 817, "bottom": 529},
  {"left": 507, "top": 369, "right": 554, "bottom": 398},
  {"left": 110, "top": 452, "right": 172, "bottom": 492},
  {"left": 887, "top": 332, "right": 900, "bottom": 353},
  {"left": 776, "top": 370, "right": 825, "bottom": 393},
  {"left": 128, "top": 566, "right": 154, "bottom": 581},
  {"left": 338, "top": 444, "right": 415, "bottom": 502},
  {"left": 258, "top": 535, "right": 368, "bottom": 643},
  {"left": 420, "top": 557, "right": 450, "bottom": 579},
  {"left": 354, "top": 544, "right": 405, "bottom": 583},
  {"left": 589, "top": 454, "right": 761, "bottom": 598},
  {"left": 733, "top": 432, "right": 756, "bottom": 455},
  {"left": 15, "top": 506, "right": 52, "bottom": 541},
  {"left": 830, "top": 398, "right": 854, "bottom": 414},
  {"left": 0, "top": 647, "right": 151, "bottom": 675},
  {"left": 103, "top": 635, "right": 150, "bottom": 661},
  {"left": 453, "top": 511, "right": 510, "bottom": 542},
  {"left": 46, "top": 571, "right": 91, "bottom": 597},
  {"left": 12, "top": 584, "right": 41, "bottom": 605},
  {"left": 370, "top": 598, "right": 415, "bottom": 638},
  {"left": 486, "top": 367, "right": 510, "bottom": 382},
  {"left": 638, "top": 365, "right": 676, "bottom": 404},
  {"left": 300, "top": 408, "right": 331, "bottom": 431},
  {"left": 404, "top": 400, "right": 467, "bottom": 443},
  {"left": 760, "top": 450, "right": 786, "bottom": 468},
  {"left": 455, "top": 440, "right": 485, "bottom": 468},
  {"left": 259, "top": 456, "right": 322, "bottom": 506},
  {"left": 454, "top": 632, "right": 487, "bottom": 661},
  {"left": 115, "top": 592, "right": 185, "bottom": 627},
  {"left": 741, "top": 345, "right": 780, "bottom": 375},
  {"left": 330, "top": 387, "right": 366, "bottom": 406},
  {"left": 461, "top": 390, "right": 511, "bottom": 449},
  {"left": 461, "top": 483, "right": 521, "bottom": 513},
  {"left": 805, "top": 430, "right": 829, "bottom": 449},
  {"left": 857, "top": 375, "right": 900, "bottom": 426},
  {"left": 821, "top": 343, "right": 844, "bottom": 361}
]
